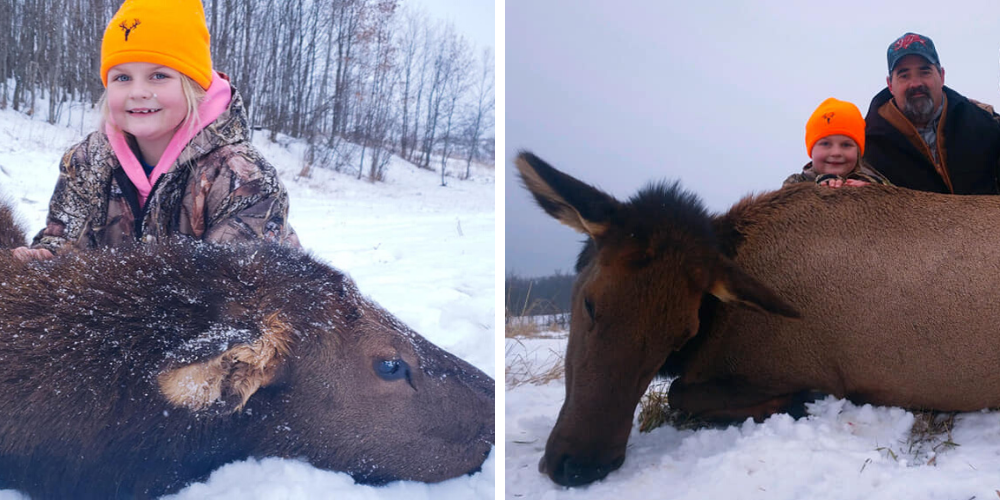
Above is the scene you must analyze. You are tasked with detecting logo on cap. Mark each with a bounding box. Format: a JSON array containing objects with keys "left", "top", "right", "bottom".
[
  {"left": 823, "top": 112, "right": 834, "bottom": 124},
  {"left": 887, "top": 32, "right": 939, "bottom": 73},
  {"left": 119, "top": 19, "right": 141, "bottom": 42},
  {"left": 893, "top": 33, "right": 926, "bottom": 51}
]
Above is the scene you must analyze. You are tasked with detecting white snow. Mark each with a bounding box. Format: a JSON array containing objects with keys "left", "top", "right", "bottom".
[
  {"left": 0, "top": 104, "right": 494, "bottom": 499},
  {"left": 507, "top": 331, "right": 1000, "bottom": 500}
]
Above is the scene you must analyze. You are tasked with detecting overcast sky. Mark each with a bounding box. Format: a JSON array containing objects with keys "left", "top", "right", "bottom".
[
  {"left": 505, "top": 1, "right": 1000, "bottom": 277},
  {"left": 410, "top": 0, "right": 494, "bottom": 51}
]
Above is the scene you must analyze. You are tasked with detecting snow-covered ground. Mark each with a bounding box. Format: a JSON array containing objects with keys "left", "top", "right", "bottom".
[
  {"left": 0, "top": 105, "right": 495, "bottom": 499},
  {"left": 507, "top": 330, "right": 1000, "bottom": 500}
]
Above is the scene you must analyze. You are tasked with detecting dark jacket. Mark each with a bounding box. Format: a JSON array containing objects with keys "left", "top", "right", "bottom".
[
  {"left": 864, "top": 86, "right": 1000, "bottom": 194},
  {"left": 31, "top": 85, "right": 299, "bottom": 254}
]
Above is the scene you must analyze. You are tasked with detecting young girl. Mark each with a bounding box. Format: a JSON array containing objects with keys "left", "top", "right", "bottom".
[
  {"left": 783, "top": 97, "right": 890, "bottom": 189},
  {"left": 13, "top": 0, "right": 298, "bottom": 262}
]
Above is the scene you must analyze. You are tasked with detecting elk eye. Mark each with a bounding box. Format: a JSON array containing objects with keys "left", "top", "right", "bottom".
[
  {"left": 374, "top": 358, "right": 408, "bottom": 381},
  {"left": 584, "top": 298, "right": 596, "bottom": 321}
]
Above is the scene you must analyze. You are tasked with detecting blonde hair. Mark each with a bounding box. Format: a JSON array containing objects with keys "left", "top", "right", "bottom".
[{"left": 99, "top": 73, "right": 207, "bottom": 141}]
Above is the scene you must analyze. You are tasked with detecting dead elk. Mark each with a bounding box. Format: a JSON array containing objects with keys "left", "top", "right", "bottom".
[
  {"left": 0, "top": 205, "right": 494, "bottom": 499},
  {"left": 518, "top": 150, "right": 1000, "bottom": 487}
]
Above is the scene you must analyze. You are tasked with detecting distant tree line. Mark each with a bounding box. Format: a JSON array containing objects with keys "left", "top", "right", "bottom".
[
  {"left": 505, "top": 271, "right": 575, "bottom": 317},
  {"left": 0, "top": 0, "right": 494, "bottom": 183}
]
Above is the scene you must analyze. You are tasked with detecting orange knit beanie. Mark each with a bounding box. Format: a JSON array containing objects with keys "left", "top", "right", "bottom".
[
  {"left": 101, "top": 0, "right": 213, "bottom": 90},
  {"left": 805, "top": 98, "right": 866, "bottom": 157}
]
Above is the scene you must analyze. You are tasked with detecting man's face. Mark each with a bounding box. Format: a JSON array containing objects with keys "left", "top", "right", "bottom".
[{"left": 887, "top": 54, "right": 945, "bottom": 126}]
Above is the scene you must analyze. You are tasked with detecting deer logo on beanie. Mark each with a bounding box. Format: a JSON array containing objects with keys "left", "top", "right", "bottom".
[
  {"left": 119, "top": 19, "right": 140, "bottom": 41},
  {"left": 101, "top": 0, "right": 213, "bottom": 90}
]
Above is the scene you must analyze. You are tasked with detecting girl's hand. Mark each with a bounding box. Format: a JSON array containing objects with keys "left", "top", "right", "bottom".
[
  {"left": 843, "top": 179, "right": 871, "bottom": 187},
  {"left": 819, "top": 178, "right": 845, "bottom": 188},
  {"left": 11, "top": 247, "right": 54, "bottom": 263}
]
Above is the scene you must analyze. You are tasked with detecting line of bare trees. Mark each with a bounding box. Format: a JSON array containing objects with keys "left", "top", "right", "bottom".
[
  {"left": 0, "top": 0, "right": 495, "bottom": 183},
  {"left": 505, "top": 271, "right": 575, "bottom": 317}
]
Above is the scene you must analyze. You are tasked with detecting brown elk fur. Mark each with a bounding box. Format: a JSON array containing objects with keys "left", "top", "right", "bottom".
[
  {"left": 518, "top": 150, "right": 1000, "bottom": 487},
  {"left": 0, "top": 194, "right": 26, "bottom": 249},
  {"left": 0, "top": 201, "right": 494, "bottom": 499}
]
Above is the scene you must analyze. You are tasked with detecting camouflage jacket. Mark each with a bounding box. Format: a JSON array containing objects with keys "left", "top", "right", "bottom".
[
  {"left": 31, "top": 85, "right": 299, "bottom": 254},
  {"left": 782, "top": 160, "right": 891, "bottom": 188}
]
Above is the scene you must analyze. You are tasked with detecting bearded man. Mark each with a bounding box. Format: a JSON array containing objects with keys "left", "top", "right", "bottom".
[{"left": 864, "top": 32, "right": 1000, "bottom": 194}]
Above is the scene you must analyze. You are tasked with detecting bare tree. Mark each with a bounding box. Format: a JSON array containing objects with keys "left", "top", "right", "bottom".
[
  {"left": 416, "top": 22, "right": 447, "bottom": 170},
  {"left": 355, "top": 0, "right": 397, "bottom": 180},
  {"left": 461, "top": 47, "right": 493, "bottom": 178},
  {"left": 330, "top": 0, "right": 365, "bottom": 140},
  {"left": 396, "top": 5, "right": 425, "bottom": 161},
  {"left": 436, "top": 29, "right": 471, "bottom": 186}
]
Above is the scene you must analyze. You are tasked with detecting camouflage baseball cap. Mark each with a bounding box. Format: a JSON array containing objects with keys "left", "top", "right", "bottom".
[{"left": 887, "top": 32, "right": 940, "bottom": 73}]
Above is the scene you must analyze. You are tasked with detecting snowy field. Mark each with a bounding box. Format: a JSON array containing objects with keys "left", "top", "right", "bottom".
[
  {"left": 507, "top": 330, "right": 1000, "bottom": 500},
  {"left": 0, "top": 105, "right": 495, "bottom": 499}
]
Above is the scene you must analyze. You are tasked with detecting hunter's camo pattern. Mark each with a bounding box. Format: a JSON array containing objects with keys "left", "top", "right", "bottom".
[{"left": 32, "top": 87, "right": 299, "bottom": 254}]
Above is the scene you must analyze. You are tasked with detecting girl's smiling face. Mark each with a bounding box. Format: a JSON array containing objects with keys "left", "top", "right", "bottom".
[
  {"left": 810, "top": 134, "right": 859, "bottom": 176},
  {"left": 106, "top": 62, "right": 187, "bottom": 163}
]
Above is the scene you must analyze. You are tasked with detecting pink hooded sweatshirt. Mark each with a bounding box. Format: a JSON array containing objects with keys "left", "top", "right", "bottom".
[{"left": 105, "top": 72, "right": 233, "bottom": 208}]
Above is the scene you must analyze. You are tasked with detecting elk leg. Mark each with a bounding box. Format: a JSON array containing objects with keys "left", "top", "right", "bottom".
[{"left": 668, "top": 378, "right": 821, "bottom": 423}]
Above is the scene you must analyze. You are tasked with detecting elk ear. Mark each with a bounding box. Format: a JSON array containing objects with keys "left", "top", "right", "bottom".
[
  {"left": 709, "top": 257, "right": 801, "bottom": 318},
  {"left": 515, "top": 151, "right": 621, "bottom": 238},
  {"left": 158, "top": 313, "right": 294, "bottom": 414}
]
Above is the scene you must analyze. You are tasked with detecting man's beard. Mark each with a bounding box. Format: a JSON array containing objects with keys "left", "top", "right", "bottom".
[{"left": 901, "top": 86, "right": 936, "bottom": 125}]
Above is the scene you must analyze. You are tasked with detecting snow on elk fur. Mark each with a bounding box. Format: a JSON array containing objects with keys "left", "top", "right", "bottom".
[
  {"left": 518, "top": 150, "right": 1000, "bottom": 487},
  {"left": 0, "top": 200, "right": 494, "bottom": 499}
]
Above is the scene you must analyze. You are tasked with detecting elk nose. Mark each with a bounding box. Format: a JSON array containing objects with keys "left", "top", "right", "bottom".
[{"left": 541, "top": 454, "right": 624, "bottom": 486}]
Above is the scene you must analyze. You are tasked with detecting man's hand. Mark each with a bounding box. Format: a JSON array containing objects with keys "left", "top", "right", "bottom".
[{"left": 11, "top": 247, "right": 54, "bottom": 263}]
